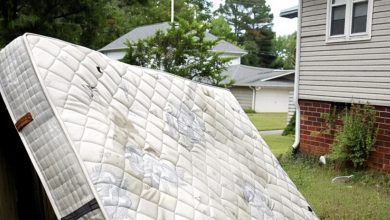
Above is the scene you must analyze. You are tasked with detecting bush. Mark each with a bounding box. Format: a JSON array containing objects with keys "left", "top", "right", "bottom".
[
  {"left": 282, "top": 112, "right": 295, "bottom": 136},
  {"left": 244, "top": 108, "right": 256, "bottom": 114},
  {"left": 329, "top": 104, "right": 378, "bottom": 169}
]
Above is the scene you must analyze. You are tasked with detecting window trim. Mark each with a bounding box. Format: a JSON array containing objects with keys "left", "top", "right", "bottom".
[{"left": 326, "top": 0, "right": 373, "bottom": 43}]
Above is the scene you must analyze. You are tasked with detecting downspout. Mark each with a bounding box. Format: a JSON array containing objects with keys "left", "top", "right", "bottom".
[
  {"left": 250, "top": 86, "right": 257, "bottom": 111},
  {"left": 292, "top": 0, "right": 302, "bottom": 153}
]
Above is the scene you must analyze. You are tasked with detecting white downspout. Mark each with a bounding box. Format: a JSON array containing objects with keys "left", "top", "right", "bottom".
[
  {"left": 292, "top": 0, "right": 302, "bottom": 152},
  {"left": 251, "top": 86, "right": 256, "bottom": 111}
]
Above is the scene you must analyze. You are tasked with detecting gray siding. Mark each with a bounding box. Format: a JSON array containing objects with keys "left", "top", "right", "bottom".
[
  {"left": 287, "top": 91, "right": 295, "bottom": 123},
  {"left": 229, "top": 86, "right": 253, "bottom": 110},
  {"left": 299, "top": 0, "right": 390, "bottom": 106}
]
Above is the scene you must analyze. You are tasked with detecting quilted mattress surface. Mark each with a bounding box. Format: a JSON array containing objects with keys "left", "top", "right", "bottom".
[{"left": 0, "top": 34, "right": 317, "bottom": 220}]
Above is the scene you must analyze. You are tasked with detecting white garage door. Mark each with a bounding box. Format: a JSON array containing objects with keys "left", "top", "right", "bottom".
[{"left": 255, "top": 88, "right": 290, "bottom": 112}]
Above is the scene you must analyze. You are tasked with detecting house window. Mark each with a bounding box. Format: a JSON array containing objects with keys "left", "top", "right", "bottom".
[
  {"left": 331, "top": 1, "right": 346, "bottom": 36},
  {"left": 326, "top": 0, "right": 373, "bottom": 42},
  {"left": 352, "top": 1, "right": 368, "bottom": 33}
]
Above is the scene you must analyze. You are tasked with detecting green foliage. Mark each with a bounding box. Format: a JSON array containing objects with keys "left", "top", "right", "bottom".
[
  {"left": 279, "top": 153, "right": 390, "bottom": 219},
  {"left": 282, "top": 112, "right": 295, "bottom": 136},
  {"left": 271, "top": 33, "right": 296, "bottom": 70},
  {"left": 0, "top": 0, "right": 212, "bottom": 49},
  {"left": 216, "top": 0, "right": 273, "bottom": 40},
  {"left": 241, "top": 28, "right": 275, "bottom": 67},
  {"left": 127, "top": 0, "right": 194, "bottom": 26},
  {"left": 121, "top": 19, "right": 233, "bottom": 87},
  {"left": 329, "top": 104, "right": 378, "bottom": 169},
  {"left": 210, "top": 16, "right": 236, "bottom": 42},
  {"left": 320, "top": 106, "right": 339, "bottom": 135},
  {"left": 243, "top": 108, "right": 256, "bottom": 114},
  {"left": 216, "top": 0, "right": 275, "bottom": 67},
  {"left": 188, "top": 0, "right": 213, "bottom": 22},
  {"left": 0, "top": 0, "right": 109, "bottom": 48}
]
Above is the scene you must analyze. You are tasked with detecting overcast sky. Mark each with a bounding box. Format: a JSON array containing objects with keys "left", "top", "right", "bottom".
[{"left": 212, "top": 0, "right": 298, "bottom": 36}]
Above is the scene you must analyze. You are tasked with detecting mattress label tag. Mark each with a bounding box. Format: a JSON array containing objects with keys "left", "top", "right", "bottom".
[{"left": 15, "top": 112, "right": 33, "bottom": 131}]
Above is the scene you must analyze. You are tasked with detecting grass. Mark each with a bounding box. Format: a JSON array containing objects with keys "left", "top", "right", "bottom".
[
  {"left": 247, "top": 112, "right": 287, "bottom": 131},
  {"left": 281, "top": 155, "right": 390, "bottom": 220},
  {"left": 262, "top": 134, "right": 294, "bottom": 156},
  {"left": 261, "top": 134, "right": 390, "bottom": 220}
]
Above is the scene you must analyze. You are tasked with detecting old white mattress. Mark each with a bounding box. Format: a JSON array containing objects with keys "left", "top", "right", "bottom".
[{"left": 0, "top": 34, "right": 317, "bottom": 220}]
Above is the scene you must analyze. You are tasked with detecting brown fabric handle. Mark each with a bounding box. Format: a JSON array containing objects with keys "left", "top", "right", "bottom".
[{"left": 15, "top": 112, "right": 33, "bottom": 131}]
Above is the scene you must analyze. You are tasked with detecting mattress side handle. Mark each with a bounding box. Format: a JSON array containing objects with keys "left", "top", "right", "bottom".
[
  {"left": 61, "top": 198, "right": 99, "bottom": 220},
  {"left": 15, "top": 112, "right": 33, "bottom": 131}
]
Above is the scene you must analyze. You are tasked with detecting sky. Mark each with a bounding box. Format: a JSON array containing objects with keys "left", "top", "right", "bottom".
[{"left": 212, "top": 0, "right": 298, "bottom": 36}]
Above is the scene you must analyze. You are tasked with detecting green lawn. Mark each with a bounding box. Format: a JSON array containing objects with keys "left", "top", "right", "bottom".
[
  {"left": 247, "top": 112, "right": 287, "bottom": 131},
  {"left": 262, "top": 134, "right": 294, "bottom": 156},
  {"left": 281, "top": 156, "right": 390, "bottom": 220},
  {"left": 261, "top": 134, "right": 390, "bottom": 220}
]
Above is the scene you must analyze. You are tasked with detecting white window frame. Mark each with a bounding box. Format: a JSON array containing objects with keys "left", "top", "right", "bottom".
[{"left": 326, "top": 0, "right": 374, "bottom": 43}]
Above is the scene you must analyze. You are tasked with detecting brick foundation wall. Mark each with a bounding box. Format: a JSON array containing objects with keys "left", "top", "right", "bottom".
[{"left": 299, "top": 99, "right": 390, "bottom": 172}]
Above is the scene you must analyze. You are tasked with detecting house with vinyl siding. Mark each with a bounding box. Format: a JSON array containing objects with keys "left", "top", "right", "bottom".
[{"left": 281, "top": 0, "right": 390, "bottom": 172}]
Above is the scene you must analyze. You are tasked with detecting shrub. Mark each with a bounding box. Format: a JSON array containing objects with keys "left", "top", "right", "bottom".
[
  {"left": 320, "top": 106, "right": 338, "bottom": 135},
  {"left": 282, "top": 112, "right": 295, "bottom": 136},
  {"left": 244, "top": 108, "right": 256, "bottom": 114},
  {"left": 329, "top": 104, "right": 378, "bottom": 169}
]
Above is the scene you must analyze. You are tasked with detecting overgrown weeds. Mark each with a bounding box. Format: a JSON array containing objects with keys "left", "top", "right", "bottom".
[
  {"left": 328, "top": 104, "right": 378, "bottom": 169},
  {"left": 278, "top": 153, "right": 390, "bottom": 219}
]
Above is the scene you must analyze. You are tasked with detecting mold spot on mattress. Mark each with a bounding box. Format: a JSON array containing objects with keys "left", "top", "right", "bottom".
[{"left": 110, "top": 112, "right": 141, "bottom": 151}]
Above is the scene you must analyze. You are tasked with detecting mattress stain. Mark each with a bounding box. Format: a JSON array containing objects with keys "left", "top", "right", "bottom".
[{"left": 109, "top": 108, "right": 142, "bottom": 149}]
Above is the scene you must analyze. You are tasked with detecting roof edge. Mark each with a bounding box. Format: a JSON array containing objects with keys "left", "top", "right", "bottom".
[
  {"left": 280, "top": 6, "right": 298, "bottom": 19},
  {"left": 261, "top": 71, "right": 295, "bottom": 82}
]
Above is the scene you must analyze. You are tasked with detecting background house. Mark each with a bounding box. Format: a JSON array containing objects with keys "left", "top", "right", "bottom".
[
  {"left": 224, "top": 65, "right": 295, "bottom": 119},
  {"left": 100, "top": 22, "right": 295, "bottom": 117},
  {"left": 282, "top": 0, "right": 390, "bottom": 171}
]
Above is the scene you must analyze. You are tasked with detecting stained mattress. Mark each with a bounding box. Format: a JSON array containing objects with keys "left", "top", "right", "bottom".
[{"left": 0, "top": 34, "right": 317, "bottom": 220}]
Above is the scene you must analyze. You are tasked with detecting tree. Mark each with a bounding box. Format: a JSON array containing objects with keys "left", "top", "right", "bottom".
[
  {"left": 0, "top": 0, "right": 111, "bottom": 48},
  {"left": 216, "top": 0, "right": 273, "bottom": 41},
  {"left": 216, "top": 0, "right": 275, "bottom": 67},
  {"left": 121, "top": 20, "right": 233, "bottom": 86},
  {"left": 120, "top": 0, "right": 211, "bottom": 30},
  {"left": 188, "top": 0, "right": 213, "bottom": 22},
  {"left": 0, "top": 0, "right": 204, "bottom": 49},
  {"left": 242, "top": 28, "right": 276, "bottom": 67},
  {"left": 216, "top": 0, "right": 247, "bottom": 41},
  {"left": 271, "top": 33, "right": 296, "bottom": 70},
  {"left": 209, "top": 16, "right": 236, "bottom": 42}
]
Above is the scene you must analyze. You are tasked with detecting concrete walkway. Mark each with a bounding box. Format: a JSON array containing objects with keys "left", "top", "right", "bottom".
[{"left": 259, "top": 130, "right": 283, "bottom": 135}]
